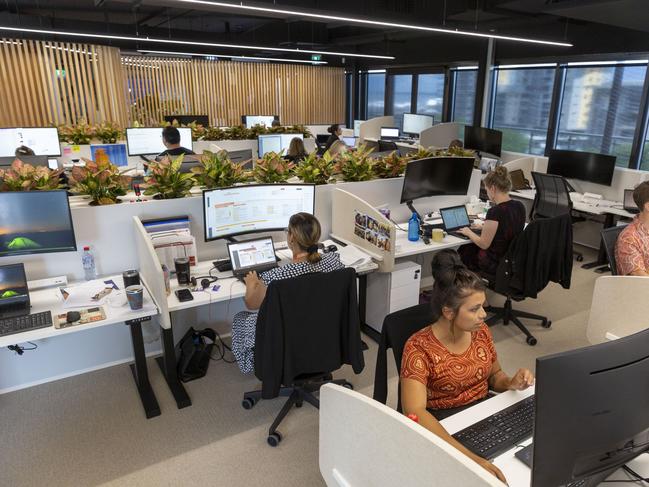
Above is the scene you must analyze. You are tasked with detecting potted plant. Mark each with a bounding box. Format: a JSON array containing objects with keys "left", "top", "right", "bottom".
[
  {"left": 59, "top": 119, "right": 95, "bottom": 145},
  {"left": 290, "top": 124, "right": 312, "bottom": 138},
  {"left": 294, "top": 151, "right": 336, "bottom": 185},
  {"left": 191, "top": 150, "right": 250, "bottom": 188},
  {"left": 94, "top": 121, "right": 122, "bottom": 144},
  {"left": 143, "top": 155, "right": 196, "bottom": 199},
  {"left": 204, "top": 126, "right": 227, "bottom": 141},
  {"left": 373, "top": 150, "right": 407, "bottom": 178},
  {"left": 225, "top": 125, "right": 253, "bottom": 140},
  {"left": 0, "top": 159, "right": 64, "bottom": 191},
  {"left": 407, "top": 146, "right": 436, "bottom": 161},
  {"left": 253, "top": 151, "right": 295, "bottom": 183},
  {"left": 335, "top": 144, "right": 375, "bottom": 182},
  {"left": 249, "top": 124, "right": 270, "bottom": 137},
  {"left": 68, "top": 158, "right": 130, "bottom": 205}
]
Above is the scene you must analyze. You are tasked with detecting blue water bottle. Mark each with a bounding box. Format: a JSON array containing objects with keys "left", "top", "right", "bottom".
[{"left": 408, "top": 212, "right": 420, "bottom": 242}]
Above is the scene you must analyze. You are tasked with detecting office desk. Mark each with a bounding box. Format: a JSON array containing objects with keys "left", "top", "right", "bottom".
[
  {"left": 1, "top": 275, "right": 161, "bottom": 418},
  {"left": 394, "top": 223, "right": 468, "bottom": 258},
  {"left": 441, "top": 388, "right": 649, "bottom": 486},
  {"left": 363, "top": 137, "right": 419, "bottom": 152}
]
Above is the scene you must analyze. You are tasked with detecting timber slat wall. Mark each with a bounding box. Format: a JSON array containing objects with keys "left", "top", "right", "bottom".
[{"left": 0, "top": 38, "right": 128, "bottom": 127}]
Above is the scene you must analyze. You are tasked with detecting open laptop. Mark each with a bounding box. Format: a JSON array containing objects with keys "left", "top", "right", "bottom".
[
  {"left": 510, "top": 169, "right": 531, "bottom": 191},
  {"left": 624, "top": 189, "right": 640, "bottom": 214},
  {"left": 342, "top": 136, "right": 358, "bottom": 148},
  {"left": 440, "top": 205, "right": 480, "bottom": 240},
  {"left": 226, "top": 237, "right": 278, "bottom": 279}
]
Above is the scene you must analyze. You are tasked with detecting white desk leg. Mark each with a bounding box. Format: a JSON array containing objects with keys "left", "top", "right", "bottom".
[{"left": 155, "top": 317, "right": 191, "bottom": 410}]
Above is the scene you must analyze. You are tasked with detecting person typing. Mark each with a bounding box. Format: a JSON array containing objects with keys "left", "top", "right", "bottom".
[{"left": 616, "top": 181, "right": 649, "bottom": 276}]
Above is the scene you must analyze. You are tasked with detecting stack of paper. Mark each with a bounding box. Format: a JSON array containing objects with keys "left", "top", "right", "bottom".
[{"left": 337, "top": 244, "right": 372, "bottom": 268}]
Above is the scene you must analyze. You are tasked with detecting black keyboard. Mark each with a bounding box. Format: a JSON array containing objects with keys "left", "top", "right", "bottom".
[
  {"left": 0, "top": 311, "right": 53, "bottom": 338},
  {"left": 452, "top": 395, "right": 534, "bottom": 460},
  {"left": 448, "top": 229, "right": 481, "bottom": 241}
]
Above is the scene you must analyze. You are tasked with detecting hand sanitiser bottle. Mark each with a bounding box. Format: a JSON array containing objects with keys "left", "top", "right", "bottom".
[{"left": 408, "top": 212, "right": 420, "bottom": 242}]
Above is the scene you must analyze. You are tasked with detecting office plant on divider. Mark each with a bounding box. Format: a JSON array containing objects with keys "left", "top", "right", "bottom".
[
  {"left": 0, "top": 159, "right": 64, "bottom": 192},
  {"left": 190, "top": 150, "right": 250, "bottom": 188},
  {"left": 143, "top": 154, "right": 195, "bottom": 199}
]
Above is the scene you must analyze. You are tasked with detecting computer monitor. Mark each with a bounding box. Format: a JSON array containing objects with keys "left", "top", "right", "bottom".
[
  {"left": 380, "top": 127, "right": 400, "bottom": 140},
  {"left": 531, "top": 327, "right": 649, "bottom": 486},
  {"left": 203, "top": 184, "right": 315, "bottom": 240},
  {"left": 90, "top": 144, "right": 128, "bottom": 167},
  {"left": 400, "top": 157, "right": 475, "bottom": 203},
  {"left": 547, "top": 149, "right": 616, "bottom": 187},
  {"left": 0, "top": 190, "right": 77, "bottom": 257},
  {"left": 0, "top": 127, "right": 61, "bottom": 157},
  {"left": 342, "top": 136, "right": 358, "bottom": 148},
  {"left": 164, "top": 115, "right": 209, "bottom": 126},
  {"left": 258, "top": 134, "right": 304, "bottom": 157},
  {"left": 463, "top": 126, "right": 502, "bottom": 157},
  {"left": 126, "top": 127, "right": 192, "bottom": 156},
  {"left": 353, "top": 120, "right": 363, "bottom": 137},
  {"left": 402, "top": 114, "right": 433, "bottom": 136},
  {"left": 242, "top": 115, "right": 279, "bottom": 128}
]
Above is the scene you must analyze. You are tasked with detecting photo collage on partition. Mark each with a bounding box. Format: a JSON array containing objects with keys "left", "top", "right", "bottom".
[{"left": 354, "top": 210, "right": 391, "bottom": 252}]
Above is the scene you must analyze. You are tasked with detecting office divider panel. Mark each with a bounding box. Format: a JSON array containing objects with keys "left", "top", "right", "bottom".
[
  {"left": 419, "top": 123, "right": 463, "bottom": 149},
  {"left": 359, "top": 116, "right": 395, "bottom": 143},
  {"left": 503, "top": 157, "right": 536, "bottom": 185}
]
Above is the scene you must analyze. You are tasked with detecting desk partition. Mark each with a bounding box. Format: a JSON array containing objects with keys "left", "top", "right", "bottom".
[
  {"left": 419, "top": 122, "right": 463, "bottom": 149},
  {"left": 358, "top": 116, "right": 394, "bottom": 144},
  {"left": 503, "top": 156, "right": 535, "bottom": 184}
]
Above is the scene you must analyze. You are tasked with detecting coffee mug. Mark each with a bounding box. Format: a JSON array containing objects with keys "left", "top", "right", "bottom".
[
  {"left": 432, "top": 228, "right": 447, "bottom": 242},
  {"left": 125, "top": 285, "right": 144, "bottom": 310}
]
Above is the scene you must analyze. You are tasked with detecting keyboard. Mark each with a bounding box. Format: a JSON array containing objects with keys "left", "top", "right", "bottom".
[
  {"left": 0, "top": 311, "right": 53, "bottom": 338},
  {"left": 452, "top": 395, "right": 534, "bottom": 460},
  {"left": 448, "top": 228, "right": 481, "bottom": 241}
]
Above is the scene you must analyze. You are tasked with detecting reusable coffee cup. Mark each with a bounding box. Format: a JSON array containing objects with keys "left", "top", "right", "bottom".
[
  {"left": 122, "top": 269, "right": 140, "bottom": 288},
  {"left": 174, "top": 257, "right": 191, "bottom": 285},
  {"left": 125, "top": 285, "right": 144, "bottom": 310},
  {"left": 432, "top": 228, "right": 447, "bottom": 242}
]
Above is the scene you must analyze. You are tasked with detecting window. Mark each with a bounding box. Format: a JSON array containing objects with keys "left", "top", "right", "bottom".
[
  {"left": 366, "top": 72, "right": 386, "bottom": 120},
  {"left": 491, "top": 67, "right": 556, "bottom": 155},
  {"left": 389, "top": 74, "right": 412, "bottom": 130},
  {"left": 557, "top": 64, "right": 647, "bottom": 167},
  {"left": 416, "top": 73, "right": 445, "bottom": 123},
  {"left": 345, "top": 72, "right": 353, "bottom": 128},
  {"left": 451, "top": 69, "right": 478, "bottom": 124}
]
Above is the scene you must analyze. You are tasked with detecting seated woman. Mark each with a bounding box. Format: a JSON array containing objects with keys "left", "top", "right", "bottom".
[
  {"left": 285, "top": 137, "right": 308, "bottom": 163},
  {"left": 400, "top": 250, "right": 534, "bottom": 483},
  {"left": 457, "top": 166, "right": 526, "bottom": 275},
  {"left": 231, "top": 212, "right": 344, "bottom": 374}
]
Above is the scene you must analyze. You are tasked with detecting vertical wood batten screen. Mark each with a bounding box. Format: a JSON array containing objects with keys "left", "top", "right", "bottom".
[
  {"left": 122, "top": 56, "right": 345, "bottom": 126},
  {"left": 0, "top": 38, "right": 128, "bottom": 127}
]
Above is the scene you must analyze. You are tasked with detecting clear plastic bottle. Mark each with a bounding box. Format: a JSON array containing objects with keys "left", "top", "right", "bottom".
[
  {"left": 82, "top": 246, "right": 97, "bottom": 281},
  {"left": 408, "top": 212, "right": 420, "bottom": 242}
]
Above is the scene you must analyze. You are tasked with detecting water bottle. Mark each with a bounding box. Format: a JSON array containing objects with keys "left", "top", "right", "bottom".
[
  {"left": 82, "top": 246, "right": 97, "bottom": 281},
  {"left": 408, "top": 212, "right": 420, "bottom": 242}
]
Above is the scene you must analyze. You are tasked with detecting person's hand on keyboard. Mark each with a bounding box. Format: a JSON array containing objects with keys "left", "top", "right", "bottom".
[
  {"left": 457, "top": 226, "right": 473, "bottom": 238},
  {"left": 243, "top": 271, "right": 262, "bottom": 289},
  {"left": 476, "top": 457, "right": 508, "bottom": 484},
  {"left": 508, "top": 368, "right": 535, "bottom": 390}
]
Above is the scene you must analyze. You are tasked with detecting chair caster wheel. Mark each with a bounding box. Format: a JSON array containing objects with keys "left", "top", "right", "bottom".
[
  {"left": 542, "top": 319, "right": 552, "bottom": 328},
  {"left": 343, "top": 382, "right": 354, "bottom": 390},
  {"left": 242, "top": 397, "right": 256, "bottom": 410},
  {"left": 267, "top": 432, "right": 282, "bottom": 447},
  {"left": 295, "top": 401, "right": 303, "bottom": 408},
  {"left": 526, "top": 336, "right": 537, "bottom": 346},
  {"left": 576, "top": 255, "right": 584, "bottom": 262}
]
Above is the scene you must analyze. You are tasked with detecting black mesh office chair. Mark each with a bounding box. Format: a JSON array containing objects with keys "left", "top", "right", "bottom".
[
  {"left": 378, "top": 140, "right": 399, "bottom": 152},
  {"left": 601, "top": 225, "right": 627, "bottom": 275},
  {"left": 531, "top": 171, "right": 584, "bottom": 262}
]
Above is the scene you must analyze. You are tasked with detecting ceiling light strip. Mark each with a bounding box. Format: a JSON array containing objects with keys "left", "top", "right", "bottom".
[
  {"left": 0, "top": 26, "right": 394, "bottom": 60},
  {"left": 177, "top": 0, "right": 573, "bottom": 47},
  {"left": 137, "top": 49, "right": 328, "bottom": 64}
]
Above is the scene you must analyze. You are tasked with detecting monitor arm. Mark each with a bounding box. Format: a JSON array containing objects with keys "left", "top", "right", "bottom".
[{"left": 406, "top": 201, "right": 423, "bottom": 223}]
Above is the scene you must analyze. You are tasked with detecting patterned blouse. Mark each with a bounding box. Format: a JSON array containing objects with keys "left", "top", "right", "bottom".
[
  {"left": 400, "top": 323, "right": 497, "bottom": 410},
  {"left": 615, "top": 216, "right": 649, "bottom": 276}
]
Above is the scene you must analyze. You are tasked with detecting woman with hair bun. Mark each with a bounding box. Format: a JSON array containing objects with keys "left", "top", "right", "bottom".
[
  {"left": 323, "top": 124, "right": 342, "bottom": 152},
  {"left": 400, "top": 250, "right": 534, "bottom": 483},
  {"left": 231, "top": 212, "right": 344, "bottom": 374},
  {"left": 458, "top": 165, "right": 526, "bottom": 275}
]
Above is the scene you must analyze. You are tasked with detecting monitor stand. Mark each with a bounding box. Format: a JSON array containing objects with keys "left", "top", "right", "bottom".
[{"left": 406, "top": 200, "right": 423, "bottom": 223}]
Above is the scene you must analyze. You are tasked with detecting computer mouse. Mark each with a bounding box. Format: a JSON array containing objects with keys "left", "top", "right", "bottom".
[
  {"left": 66, "top": 311, "right": 81, "bottom": 323},
  {"left": 326, "top": 244, "right": 338, "bottom": 253}
]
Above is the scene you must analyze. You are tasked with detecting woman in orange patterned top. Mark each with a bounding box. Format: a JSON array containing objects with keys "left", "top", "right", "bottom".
[{"left": 401, "top": 250, "right": 534, "bottom": 483}]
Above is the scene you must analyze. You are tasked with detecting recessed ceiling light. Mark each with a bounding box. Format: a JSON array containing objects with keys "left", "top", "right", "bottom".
[
  {"left": 0, "top": 26, "right": 395, "bottom": 60},
  {"left": 176, "top": 0, "right": 573, "bottom": 47},
  {"left": 137, "top": 49, "right": 328, "bottom": 64}
]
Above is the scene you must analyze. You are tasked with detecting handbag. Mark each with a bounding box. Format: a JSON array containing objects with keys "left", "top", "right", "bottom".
[{"left": 177, "top": 327, "right": 216, "bottom": 382}]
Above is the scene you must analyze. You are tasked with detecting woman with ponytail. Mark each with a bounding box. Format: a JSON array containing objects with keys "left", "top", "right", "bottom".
[
  {"left": 400, "top": 250, "right": 534, "bottom": 483},
  {"left": 231, "top": 212, "right": 344, "bottom": 374}
]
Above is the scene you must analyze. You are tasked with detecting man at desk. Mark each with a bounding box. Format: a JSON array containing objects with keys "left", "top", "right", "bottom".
[
  {"left": 157, "top": 127, "right": 195, "bottom": 159},
  {"left": 616, "top": 181, "right": 649, "bottom": 276}
]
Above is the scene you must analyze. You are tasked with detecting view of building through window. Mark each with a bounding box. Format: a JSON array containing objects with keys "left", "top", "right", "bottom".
[
  {"left": 366, "top": 73, "right": 386, "bottom": 120},
  {"left": 390, "top": 74, "right": 413, "bottom": 130},
  {"left": 416, "top": 73, "right": 444, "bottom": 123},
  {"left": 451, "top": 69, "right": 477, "bottom": 125}
]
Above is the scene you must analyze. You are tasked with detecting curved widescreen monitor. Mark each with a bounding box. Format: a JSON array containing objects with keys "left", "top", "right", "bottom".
[
  {"left": 402, "top": 113, "right": 433, "bottom": 136},
  {"left": 0, "top": 190, "right": 77, "bottom": 257},
  {"left": 547, "top": 149, "right": 616, "bottom": 186},
  {"left": 203, "top": 184, "right": 315, "bottom": 241},
  {"left": 0, "top": 127, "right": 61, "bottom": 157},
  {"left": 400, "top": 157, "right": 474, "bottom": 203},
  {"left": 242, "top": 115, "right": 279, "bottom": 128},
  {"left": 126, "top": 127, "right": 192, "bottom": 156},
  {"left": 463, "top": 126, "right": 502, "bottom": 157}
]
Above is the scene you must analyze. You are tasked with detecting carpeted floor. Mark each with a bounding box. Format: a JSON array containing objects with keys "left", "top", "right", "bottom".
[{"left": 0, "top": 248, "right": 600, "bottom": 487}]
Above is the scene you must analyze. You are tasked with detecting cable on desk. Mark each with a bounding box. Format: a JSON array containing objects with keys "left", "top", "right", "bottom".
[
  {"left": 7, "top": 342, "right": 38, "bottom": 355},
  {"left": 389, "top": 218, "right": 408, "bottom": 232}
]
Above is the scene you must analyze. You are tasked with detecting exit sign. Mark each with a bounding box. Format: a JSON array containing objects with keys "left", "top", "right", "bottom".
[{"left": 311, "top": 54, "right": 322, "bottom": 61}]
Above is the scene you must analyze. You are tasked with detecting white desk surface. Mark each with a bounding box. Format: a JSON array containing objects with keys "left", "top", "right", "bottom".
[
  {"left": 394, "top": 222, "right": 467, "bottom": 258},
  {"left": 510, "top": 189, "right": 636, "bottom": 219},
  {"left": 363, "top": 137, "right": 419, "bottom": 149},
  {"left": 441, "top": 388, "right": 649, "bottom": 486},
  {"left": 0, "top": 275, "right": 158, "bottom": 348}
]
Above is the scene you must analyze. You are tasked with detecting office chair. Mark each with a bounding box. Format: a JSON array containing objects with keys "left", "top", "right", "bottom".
[
  {"left": 530, "top": 171, "right": 584, "bottom": 262},
  {"left": 242, "top": 268, "right": 364, "bottom": 447},
  {"left": 600, "top": 224, "right": 627, "bottom": 276},
  {"left": 378, "top": 140, "right": 399, "bottom": 152},
  {"left": 483, "top": 213, "right": 573, "bottom": 345}
]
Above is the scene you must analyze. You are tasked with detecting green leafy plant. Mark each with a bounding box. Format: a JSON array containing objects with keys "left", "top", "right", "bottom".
[
  {"left": 294, "top": 151, "right": 336, "bottom": 185},
  {"left": 373, "top": 150, "right": 407, "bottom": 178},
  {"left": 224, "top": 125, "right": 253, "bottom": 140},
  {"left": 204, "top": 126, "right": 227, "bottom": 140},
  {"left": 94, "top": 121, "right": 122, "bottom": 144},
  {"left": 253, "top": 151, "right": 295, "bottom": 183},
  {"left": 406, "top": 145, "right": 436, "bottom": 161},
  {"left": 191, "top": 150, "right": 249, "bottom": 188},
  {"left": 58, "top": 119, "right": 95, "bottom": 145},
  {"left": 68, "top": 158, "right": 130, "bottom": 205},
  {"left": 249, "top": 124, "right": 270, "bottom": 137},
  {"left": 0, "top": 159, "right": 64, "bottom": 191},
  {"left": 440, "top": 146, "right": 477, "bottom": 158},
  {"left": 335, "top": 144, "right": 375, "bottom": 182},
  {"left": 289, "top": 124, "right": 312, "bottom": 138},
  {"left": 143, "top": 155, "right": 196, "bottom": 199}
]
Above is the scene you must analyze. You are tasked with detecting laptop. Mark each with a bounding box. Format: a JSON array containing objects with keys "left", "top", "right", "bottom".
[
  {"left": 624, "top": 189, "right": 640, "bottom": 214},
  {"left": 440, "top": 205, "right": 481, "bottom": 240},
  {"left": 380, "top": 127, "right": 400, "bottom": 140},
  {"left": 0, "top": 263, "right": 30, "bottom": 319},
  {"left": 227, "top": 237, "right": 278, "bottom": 279},
  {"left": 510, "top": 169, "right": 531, "bottom": 191},
  {"left": 342, "top": 136, "right": 358, "bottom": 148}
]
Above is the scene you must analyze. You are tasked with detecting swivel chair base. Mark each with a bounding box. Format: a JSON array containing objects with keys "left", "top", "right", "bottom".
[
  {"left": 485, "top": 297, "right": 551, "bottom": 346},
  {"left": 242, "top": 374, "right": 352, "bottom": 447}
]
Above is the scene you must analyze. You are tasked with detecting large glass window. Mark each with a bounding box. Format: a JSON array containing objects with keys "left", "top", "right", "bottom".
[
  {"left": 557, "top": 64, "right": 647, "bottom": 167},
  {"left": 451, "top": 69, "right": 478, "bottom": 125},
  {"left": 366, "top": 72, "right": 386, "bottom": 120},
  {"left": 492, "top": 67, "right": 556, "bottom": 155},
  {"left": 416, "top": 73, "right": 445, "bottom": 123},
  {"left": 390, "top": 74, "right": 412, "bottom": 130}
]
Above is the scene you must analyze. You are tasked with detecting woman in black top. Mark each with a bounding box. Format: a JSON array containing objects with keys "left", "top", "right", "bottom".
[
  {"left": 323, "top": 124, "right": 342, "bottom": 152},
  {"left": 458, "top": 166, "right": 526, "bottom": 275}
]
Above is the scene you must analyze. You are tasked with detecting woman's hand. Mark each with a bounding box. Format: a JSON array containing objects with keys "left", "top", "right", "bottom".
[
  {"left": 243, "top": 271, "right": 262, "bottom": 289},
  {"left": 457, "top": 226, "right": 473, "bottom": 237},
  {"left": 476, "top": 457, "right": 508, "bottom": 484},
  {"left": 508, "top": 368, "right": 535, "bottom": 390}
]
